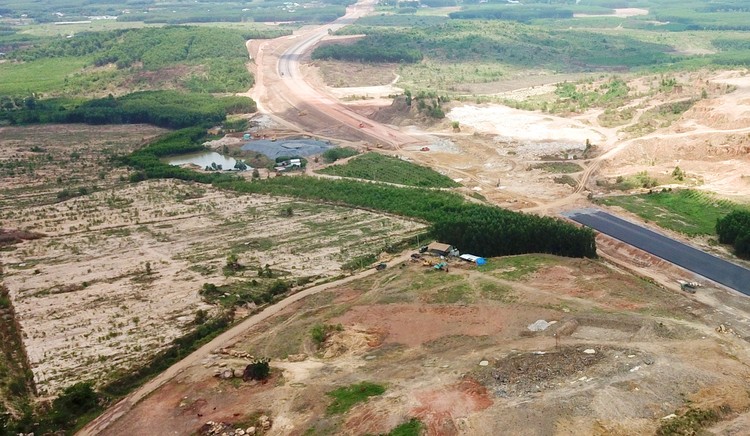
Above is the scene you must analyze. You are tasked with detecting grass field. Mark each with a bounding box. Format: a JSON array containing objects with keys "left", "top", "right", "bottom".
[
  {"left": 0, "top": 57, "right": 88, "bottom": 95},
  {"left": 326, "top": 382, "right": 386, "bottom": 415},
  {"left": 317, "top": 153, "right": 460, "bottom": 188},
  {"left": 478, "top": 254, "right": 555, "bottom": 280},
  {"left": 531, "top": 162, "right": 583, "bottom": 174},
  {"left": 597, "top": 190, "right": 746, "bottom": 236}
]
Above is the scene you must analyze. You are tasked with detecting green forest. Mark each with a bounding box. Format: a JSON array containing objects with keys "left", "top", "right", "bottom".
[
  {"left": 0, "top": 91, "right": 256, "bottom": 128},
  {"left": 123, "top": 129, "right": 597, "bottom": 259},
  {"left": 0, "top": 26, "right": 279, "bottom": 97},
  {"left": 319, "top": 21, "right": 677, "bottom": 71},
  {"left": 310, "top": 0, "right": 750, "bottom": 84},
  {"left": 716, "top": 210, "right": 750, "bottom": 259},
  {"left": 0, "top": 0, "right": 354, "bottom": 24}
]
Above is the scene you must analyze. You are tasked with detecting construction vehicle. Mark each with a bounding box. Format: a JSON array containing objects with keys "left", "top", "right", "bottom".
[
  {"left": 375, "top": 262, "right": 387, "bottom": 271},
  {"left": 678, "top": 280, "right": 701, "bottom": 293}
]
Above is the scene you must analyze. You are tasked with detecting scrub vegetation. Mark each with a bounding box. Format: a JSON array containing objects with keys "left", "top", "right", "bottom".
[
  {"left": 318, "top": 152, "right": 459, "bottom": 188},
  {"left": 0, "top": 26, "right": 279, "bottom": 98},
  {"left": 597, "top": 190, "right": 745, "bottom": 237}
]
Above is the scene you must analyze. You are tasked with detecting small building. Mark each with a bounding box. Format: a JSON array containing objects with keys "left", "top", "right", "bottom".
[
  {"left": 289, "top": 158, "right": 302, "bottom": 167},
  {"left": 427, "top": 242, "right": 453, "bottom": 257}
]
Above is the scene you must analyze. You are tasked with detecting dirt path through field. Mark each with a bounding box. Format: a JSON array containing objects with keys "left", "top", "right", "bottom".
[{"left": 76, "top": 252, "right": 410, "bottom": 436}]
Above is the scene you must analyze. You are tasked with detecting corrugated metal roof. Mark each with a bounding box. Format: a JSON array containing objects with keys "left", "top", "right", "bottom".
[{"left": 428, "top": 242, "right": 452, "bottom": 252}]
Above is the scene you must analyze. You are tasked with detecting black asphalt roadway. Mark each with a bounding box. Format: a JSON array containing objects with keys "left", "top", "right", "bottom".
[{"left": 562, "top": 208, "right": 750, "bottom": 296}]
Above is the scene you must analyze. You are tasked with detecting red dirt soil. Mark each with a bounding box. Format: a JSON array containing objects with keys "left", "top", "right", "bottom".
[
  {"left": 104, "top": 374, "right": 278, "bottom": 436},
  {"left": 411, "top": 378, "right": 493, "bottom": 435},
  {"left": 331, "top": 304, "right": 550, "bottom": 347}
]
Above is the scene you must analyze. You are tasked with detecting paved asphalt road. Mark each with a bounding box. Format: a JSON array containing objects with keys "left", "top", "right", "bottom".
[{"left": 563, "top": 208, "right": 750, "bottom": 296}]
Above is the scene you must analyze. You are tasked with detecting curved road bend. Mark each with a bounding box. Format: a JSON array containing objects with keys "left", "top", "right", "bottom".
[
  {"left": 256, "top": 0, "right": 422, "bottom": 148},
  {"left": 77, "top": 252, "right": 412, "bottom": 436},
  {"left": 563, "top": 208, "right": 750, "bottom": 295}
]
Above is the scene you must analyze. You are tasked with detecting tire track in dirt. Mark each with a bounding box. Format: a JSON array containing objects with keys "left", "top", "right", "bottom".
[{"left": 76, "top": 252, "right": 412, "bottom": 436}]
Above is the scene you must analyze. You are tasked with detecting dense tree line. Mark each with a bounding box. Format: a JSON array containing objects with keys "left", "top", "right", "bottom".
[
  {"left": 449, "top": 5, "right": 575, "bottom": 22},
  {"left": 0, "top": 0, "right": 351, "bottom": 24},
  {"left": 216, "top": 177, "right": 597, "bottom": 258},
  {"left": 0, "top": 91, "right": 256, "bottom": 128},
  {"left": 431, "top": 205, "right": 596, "bottom": 258},
  {"left": 322, "top": 147, "right": 359, "bottom": 162},
  {"left": 88, "top": 27, "right": 249, "bottom": 70},
  {"left": 334, "top": 21, "right": 674, "bottom": 71},
  {"left": 716, "top": 210, "right": 750, "bottom": 258},
  {"left": 355, "top": 14, "right": 448, "bottom": 27},
  {"left": 123, "top": 130, "right": 596, "bottom": 258},
  {"left": 421, "top": 0, "right": 458, "bottom": 7},
  {"left": 311, "top": 36, "right": 423, "bottom": 63},
  {"left": 712, "top": 38, "right": 750, "bottom": 51},
  {"left": 312, "top": 43, "right": 423, "bottom": 63},
  {"left": 13, "top": 30, "right": 122, "bottom": 62},
  {"left": 117, "top": 5, "right": 348, "bottom": 24}
]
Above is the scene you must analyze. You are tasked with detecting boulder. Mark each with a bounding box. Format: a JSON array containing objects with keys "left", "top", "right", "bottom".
[{"left": 288, "top": 353, "right": 308, "bottom": 362}]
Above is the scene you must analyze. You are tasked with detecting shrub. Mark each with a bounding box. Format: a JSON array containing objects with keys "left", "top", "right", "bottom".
[
  {"left": 194, "top": 309, "right": 209, "bottom": 325},
  {"left": 310, "top": 323, "right": 343, "bottom": 346},
  {"left": 311, "top": 324, "right": 327, "bottom": 345},
  {"left": 243, "top": 358, "right": 271, "bottom": 381},
  {"left": 49, "top": 382, "right": 100, "bottom": 427},
  {"left": 322, "top": 147, "right": 359, "bottom": 163},
  {"left": 716, "top": 210, "right": 750, "bottom": 244}
]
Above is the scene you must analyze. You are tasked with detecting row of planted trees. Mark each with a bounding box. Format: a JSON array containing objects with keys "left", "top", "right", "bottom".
[{"left": 126, "top": 128, "right": 597, "bottom": 259}]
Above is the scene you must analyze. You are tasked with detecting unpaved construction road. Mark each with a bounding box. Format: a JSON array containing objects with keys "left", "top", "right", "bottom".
[
  {"left": 250, "top": 0, "right": 421, "bottom": 148},
  {"left": 77, "top": 253, "right": 410, "bottom": 436},
  {"left": 78, "top": 2, "right": 750, "bottom": 434}
]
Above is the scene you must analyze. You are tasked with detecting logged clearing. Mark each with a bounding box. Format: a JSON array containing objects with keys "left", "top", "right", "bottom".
[
  {"left": 103, "top": 253, "right": 750, "bottom": 435},
  {"left": 309, "top": 59, "right": 750, "bottom": 208},
  {"left": 0, "top": 125, "right": 424, "bottom": 395}
]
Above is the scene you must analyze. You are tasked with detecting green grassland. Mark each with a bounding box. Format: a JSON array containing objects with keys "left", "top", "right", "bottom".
[
  {"left": 530, "top": 162, "right": 583, "bottom": 174},
  {"left": 317, "top": 152, "right": 460, "bottom": 188},
  {"left": 0, "top": 57, "right": 88, "bottom": 96},
  {"left": 597, "top": 190, "right": 748, "bottom": 237},
  {"left": 326, "top": 382, "right": 386, "bottom": 415}
]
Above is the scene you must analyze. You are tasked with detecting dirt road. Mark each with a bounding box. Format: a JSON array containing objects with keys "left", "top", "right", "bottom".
[
  {"left": 76, "top": 252, "right": 411, "bottom": 436},
  {"left": 249, "top": 0, "right": 422, "bottom": 148}
]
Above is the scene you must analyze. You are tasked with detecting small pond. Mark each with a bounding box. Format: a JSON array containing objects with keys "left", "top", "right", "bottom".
[
  {"left": 241, "top": 138, "right": 333, "bottom": 159},
  {"left": 163, "top": 151, "right": 238, "bottom": 169}
]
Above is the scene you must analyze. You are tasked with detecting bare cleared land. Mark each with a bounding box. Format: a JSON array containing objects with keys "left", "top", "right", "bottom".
[
  {"left": 102, "top": 253, "right": 750, "bottom": 435},
  {"left": 0, "top": 125, "right": 424, "bottom": 395}
]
